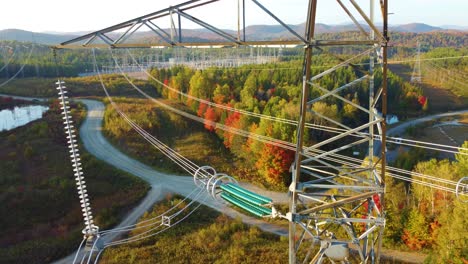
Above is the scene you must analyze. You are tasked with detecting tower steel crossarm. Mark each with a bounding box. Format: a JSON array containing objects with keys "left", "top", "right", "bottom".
[{"left": 54, "top": 0, "right": 380, "bottom": 50}]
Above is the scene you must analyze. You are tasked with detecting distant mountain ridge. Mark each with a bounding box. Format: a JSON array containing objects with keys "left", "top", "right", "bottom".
[
  {"left": 392, "top": 23, "right": 443, "bottom": 33},
  {"left": 0, "top": 22, "right": 465, "bottom": 45},
  {"left": 0, "top": 29, "right": 78, "bottom": 45}
]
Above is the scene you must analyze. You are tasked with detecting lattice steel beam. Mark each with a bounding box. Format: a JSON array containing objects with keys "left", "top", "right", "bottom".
[{"left": 57, "top": 1, "right": 389, "bottom": 263}]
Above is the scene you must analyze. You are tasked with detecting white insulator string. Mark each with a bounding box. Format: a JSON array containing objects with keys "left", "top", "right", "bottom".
[{"left": 57, "top": 80, "right": 97, "bottom": 235}]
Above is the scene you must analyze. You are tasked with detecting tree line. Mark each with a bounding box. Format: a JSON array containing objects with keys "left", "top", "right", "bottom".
[{"left": 146, "top": 57, "right": 424, "bottom": 188}]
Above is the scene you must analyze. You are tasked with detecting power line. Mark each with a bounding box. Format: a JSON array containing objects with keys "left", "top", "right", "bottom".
[
  {"left": 121, "top": 49, "right": 468, "bottom": 156},
  {"left": 101, "top": 51, "right": 467, "bottom": 196},
  {"left": 88, "top": 49, "right": 233, "bottom": 254},
  {"left": 389, "top": 55, "right": 468, "bottom": 64},
  {"left": 0, "top": 45, "right": 17, "bottom": 72},
  {"left": 0, "top": 44, "right": 34, "bottom": 88}
]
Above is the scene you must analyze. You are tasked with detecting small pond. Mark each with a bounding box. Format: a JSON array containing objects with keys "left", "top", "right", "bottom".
[{"left": 0, "top": 105, "right": 49, "bottom": 132}]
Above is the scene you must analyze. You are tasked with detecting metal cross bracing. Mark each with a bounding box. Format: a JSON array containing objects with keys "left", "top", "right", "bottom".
[
  {"left": 288, "top": 0, "right": 388, "bottom": 263},
  {"left": 57, "top": 0, "right": 388, "bottom": 263},
  {"left": 55, "top": 0, "right": 379, "bottom": 50}
]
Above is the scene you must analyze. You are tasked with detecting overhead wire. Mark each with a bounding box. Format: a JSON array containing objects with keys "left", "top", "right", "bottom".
[
  {"left": 0, "top": 43, "right": 35, "bottom": 88},
  {"left": 425, "top": 60, "right": 468, "bottom": 79},
  {"left": 104, "top": 190, "right": 205, "bottom": 247},
  {"left": 71, "top": 238, "right": 87, "bottom": 264},
  {"left": 98, "top": 188, "right": 201, "bottom": 235},
  {"left": 104, "top": 49, "right": 467, "bottom": 195},
  {"left": 105, "top": 197, "right": 205, "bottom": 247},
  {"left": 0, "top": 45, "right": 16, "bottom": 72},
  {"left": 389, "top": 55, "right": 468, "bottom": 64},
  {"left": 90, "top": 48, "right": 216, "bottom": 252},
  {"left": 423, "top": 62, "right": 468, "bottom": 89},
  {"left": 124, "top": 48, "right": 468, "bottom": 156},
  {"left": 82, "top": 51, "right": 467, "bottom": 264}
]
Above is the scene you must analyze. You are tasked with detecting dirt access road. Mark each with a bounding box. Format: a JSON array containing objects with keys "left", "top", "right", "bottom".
[{"left": 52, "top": 99, "right": 287, "bottom": 263}]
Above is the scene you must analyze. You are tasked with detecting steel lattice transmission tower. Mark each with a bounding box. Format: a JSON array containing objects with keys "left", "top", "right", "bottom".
[
  {"left": 411, "top": 41, "right": 422, "bottom": 83},
  {"left": 289, "top": 1, "right": 388, "bottom": 263},
  {"left": 56, "top": 0, "right": 389, "bottom": 263}
]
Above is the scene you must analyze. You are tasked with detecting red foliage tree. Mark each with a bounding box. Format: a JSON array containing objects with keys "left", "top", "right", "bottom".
[
  {"left": 197, "top": 102, "right": 208, "bottom": 117},
  {"left": 204, "top": 107, "right": 218, "bottom": 132},
  {"left": 418, "top": 95, "right": 427, "bottom": 106},
  {"left": 223, "top": 111, "right": 241, "bottom": 148},
  {"left": 363, "top": 194, "right": 382, "bottom": 212}
]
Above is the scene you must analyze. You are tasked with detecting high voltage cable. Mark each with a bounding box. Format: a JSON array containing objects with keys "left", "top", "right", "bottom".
[
  {"left": 123, "top": 49, "right": 468, "bottom": 156},
  {"left": 0, "top": 46, "right": 16, "bottom": 72},
  {"left": 71, "top": 238, "right": 87, "bottom": 264},
  {"left": 312, "top": 145, "right": 465, "bottom": 190},
  {"left": 90, "top": 50, "right": 467, "bottom": 261},
  {"left": 111, "top": 56, "right": 464, "bottom": 191},
  {"left": 0, "top": 44, "right": 34, "bottom": 88},
  {"left": 101, "top": 52, "right": 467, "bottom": 196},
  {"left": 82, "top": 50, "right": 217, "bottom": 257},
  {"left": 389, "top": 55, "right": 468, "bottom": 64},
  {"left": 423, "top": 63, "right": 468, "bottom": 89},
  {"left": 98, "top": 190, "right": 202, "bottom": 236},
  {"left": 120, "top": 48, "right": 467, "bottom": 72},
  {"left": 91, "top": 196, "right": 206, "bottom": 264},
  {"left": 121, "top": 49, "right": 468, "bottom": 156},
  {"left": 94, "top": 48, "right": 214, "bottom": 181},
  {"left": 426, "top": 60, "right": 468, "bottom": 79},
  {"left": 104, "top": 196, "right": 204, "bottom": 247}
]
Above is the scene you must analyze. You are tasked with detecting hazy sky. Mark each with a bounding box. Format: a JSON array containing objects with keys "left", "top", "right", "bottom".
[{"left": 1, "top": 0, "right": 467, "bottom": 32}]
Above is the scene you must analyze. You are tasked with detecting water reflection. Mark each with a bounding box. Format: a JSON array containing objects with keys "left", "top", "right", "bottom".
[{"left": 0, "top": 105, "right": 49, "bottom": 132}]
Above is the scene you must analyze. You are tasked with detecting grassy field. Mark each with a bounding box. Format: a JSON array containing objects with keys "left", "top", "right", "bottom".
[
  {"left": 0, "top": 100, "right": 149, "bottom": 264},
  {"left": 99, "top": 196, "right": 291, "bottom": 264},
  {"left": 388, "top": 64, "right": 467, "bottom": 112}
]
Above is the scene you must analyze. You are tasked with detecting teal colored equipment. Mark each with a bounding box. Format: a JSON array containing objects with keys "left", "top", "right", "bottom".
[{"left": 220, "top": 183, "right": 273, "bottom": 217}]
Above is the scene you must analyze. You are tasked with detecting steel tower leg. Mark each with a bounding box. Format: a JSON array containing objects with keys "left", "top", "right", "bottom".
[
  {"left": 289, "top": 1, "right": 317, "bottom": 263},
  {"left": 289, "top": 0, "right": 388, "bottom": 263}
]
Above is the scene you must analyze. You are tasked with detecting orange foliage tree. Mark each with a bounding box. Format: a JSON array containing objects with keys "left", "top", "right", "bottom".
[
  {"left": 255, "top": 144, "right": 294, "bottom": 186},
  {"left": 204, "top": 107, "right": 218, "bottom": 132}
]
